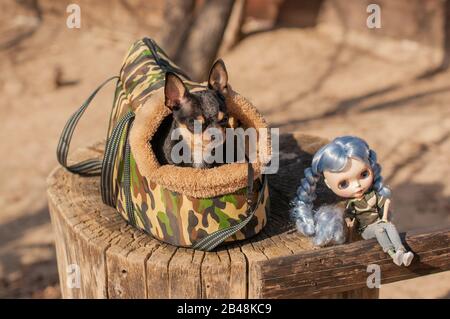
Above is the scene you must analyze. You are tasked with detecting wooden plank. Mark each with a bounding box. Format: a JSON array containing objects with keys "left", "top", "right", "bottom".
[
  {"left": 201, "top": 250, "right": 231, "bottom": 298},
  {"left": 168, "top": 248, "right": 204, "bottom": 298},
  {"left": 227, "top": 244, "right": 247, "bottom": 298},
  {"left": 48, "top": 136, "right": 448, "bottom": 300},
  {"left": 243, "top": 224, "right": 294, "bottom": 298},
  {"left": 238, "top": 237, "right": 268, "bottom": 298},
  {"left": 106, "top": 228, "right": 159, "bottom": 298},
  {"left": 146, "top": 244, "right": 178, "bottom": 298},
  {"left": 47, "top": 144, "right": 125, "bottom": 298},
  {"left": 257, "top": 227, "right": 450, "bottom": 298},
  {"left": 200, "top": 245, "right": 247, "bottom": 299}
]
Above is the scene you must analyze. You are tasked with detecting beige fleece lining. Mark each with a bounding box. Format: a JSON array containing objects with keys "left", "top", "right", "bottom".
[{"left": 129, "top": 87, "right": 271, "bottom": 198}]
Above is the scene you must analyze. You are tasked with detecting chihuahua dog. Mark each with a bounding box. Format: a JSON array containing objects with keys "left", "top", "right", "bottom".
[{"left": 153, "top": 59, "right": 237, "bottom": 168}]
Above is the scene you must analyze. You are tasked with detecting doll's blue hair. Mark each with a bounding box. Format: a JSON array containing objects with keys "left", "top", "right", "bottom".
[{"left": 291, "top": 136, "right": 391, "bottom": 246}]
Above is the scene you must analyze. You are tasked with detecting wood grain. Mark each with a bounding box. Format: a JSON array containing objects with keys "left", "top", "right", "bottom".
[
  {"left": 257, "top": 227, "right": 450, "bottom": 298},
  {"left": 47, "top": 134, "right": 449, "bottom": 298}
]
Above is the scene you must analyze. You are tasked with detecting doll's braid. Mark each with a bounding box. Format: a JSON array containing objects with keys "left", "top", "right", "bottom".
[
  {"left": 368, "top": 149, "right": 391, "bottom": 198},
  {"left": 290, "top": 167, "right": 321, "bottom": 236}
]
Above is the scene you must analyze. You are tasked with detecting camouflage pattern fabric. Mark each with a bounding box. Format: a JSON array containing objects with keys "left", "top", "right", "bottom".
[{"left": 107, "top": 38, "right": 269, "bottom": 248}]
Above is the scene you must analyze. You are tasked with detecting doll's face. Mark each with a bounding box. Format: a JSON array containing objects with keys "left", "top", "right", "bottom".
[{"left": 323, "top": 157, "right": 373, "bottom": 199}]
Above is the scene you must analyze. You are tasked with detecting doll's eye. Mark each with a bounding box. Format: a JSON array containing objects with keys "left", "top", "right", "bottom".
[
  {"left": 338, "top": 180, "right": 349, "bottom": 189},
  {"left": 360, "top": 169, "right": 370, "bottom": 179}
]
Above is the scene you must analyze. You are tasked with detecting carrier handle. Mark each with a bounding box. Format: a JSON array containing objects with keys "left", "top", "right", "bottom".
[
  {"left": 101, "top": 111, "right": 135, "bottom": 207},
  {"left": 58, "top": 76, "right": 266, "bottom": 251},
  {"left": 192, "top": 162, "right": 266, "bottom": 251},
  {"left": 56, "top": 76, "right": 119, "bottom": 176}
]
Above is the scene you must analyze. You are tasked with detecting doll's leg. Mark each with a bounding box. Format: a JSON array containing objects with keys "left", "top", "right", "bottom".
[
  {"left": 373, "top": 226, "right": 395, "bottom": 253},
  {"left": 382, "top": 222, "right": 405, "bottom": 252},
  {"left": 383, "top": 222, "right": 414, "bottom": 266},
  {"left": 362, "top": 224, "right": 394, "bottom": 253},
  {"left": 362, "top": 224, "right": 405, "bottom": 266},
  {"left": 373, "top": 226, "right": 405, "bottom": 266}
]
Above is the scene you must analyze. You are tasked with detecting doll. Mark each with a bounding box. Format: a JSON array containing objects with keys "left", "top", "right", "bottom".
[{"left": 291, "top": 136, "right": 414, "bottom": 267}]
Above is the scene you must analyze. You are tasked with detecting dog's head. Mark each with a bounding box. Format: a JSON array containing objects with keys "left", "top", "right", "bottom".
[{"left": 164, "top": 59, "right": 236, "bottom": 160}]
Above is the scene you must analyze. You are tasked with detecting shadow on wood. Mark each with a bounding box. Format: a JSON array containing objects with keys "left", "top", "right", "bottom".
[
  {"left": 257, "top": 225, "right": 450, "bottom": 298},
  {"left": 47, "top": 133, "right": 450, "bottom": 299}
]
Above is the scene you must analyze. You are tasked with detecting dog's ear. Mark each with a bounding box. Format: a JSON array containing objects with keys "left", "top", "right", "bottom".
[
  {"left": 208, "top": 59, "right": 228, "bottom": 95},
  {"left": 165, "top": 72, "right": 188, "bottom": 110}
]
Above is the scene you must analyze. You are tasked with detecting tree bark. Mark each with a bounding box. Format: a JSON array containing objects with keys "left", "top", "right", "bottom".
[
  {"left": 176, "top": 0, "right": 235, "bottom": 81},
  {"left": 158, "top": 0, "right": 196, "bottom": 59},
  {"left": 218, "top": 0, "right": 247, "bottom": 56}
]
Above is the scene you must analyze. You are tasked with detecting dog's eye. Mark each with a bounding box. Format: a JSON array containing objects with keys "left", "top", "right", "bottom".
[
  {"left": 218, "top": 115, "right": 228, "bottom": 125},
  {"left": 185, "top": 118, "right": 207, "bottom": 132},
  {"left": 185, "top": 118, "right": 195, "bottom": 131}
]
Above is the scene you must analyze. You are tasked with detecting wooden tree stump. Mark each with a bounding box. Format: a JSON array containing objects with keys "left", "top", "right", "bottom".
[{"left": 47, "top": 133, "right": 450, "bottom": 298}]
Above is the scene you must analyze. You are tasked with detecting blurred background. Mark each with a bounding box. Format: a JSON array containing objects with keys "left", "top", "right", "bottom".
[{"left": 0, "top": 0, "right": 449, "bottom": 298}]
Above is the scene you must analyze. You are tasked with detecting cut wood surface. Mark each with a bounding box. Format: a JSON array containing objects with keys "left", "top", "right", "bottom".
[{"left": 47, "top": 133, "right": 450, "bottom": 298}]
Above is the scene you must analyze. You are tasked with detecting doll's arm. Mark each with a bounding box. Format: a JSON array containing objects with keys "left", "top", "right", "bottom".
[
  {"left": 344, "top": 202, "right": 354, "bottom": 227},
  {"left": 345, "top": 217, "right": 357, "bottom": 243},
  {"left": 344, "top": 206, "right": 356, "bottom": 237},
  {"left": 345, "top": 217, "right": 355, "bottom": 227},
  {"left": 382, "top": 198, "right": 391, "bottom": 222}
]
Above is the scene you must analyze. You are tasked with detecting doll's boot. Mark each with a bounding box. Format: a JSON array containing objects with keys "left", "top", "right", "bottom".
[
  {"left": 388, "top": 249, "right": 403, "bottom": 266},
  {"left": 393, "top": 250, "right": 404, "bottom": 266},
  {"left": 402, "top": 251, "right": 414, "bottom": 267}
]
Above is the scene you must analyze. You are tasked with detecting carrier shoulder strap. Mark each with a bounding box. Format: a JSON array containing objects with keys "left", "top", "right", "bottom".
[
  {"left": 57, "top": 75, "right": 267, "bottom": 252},
  {"left": 57, "top": 76, "right": 119, "bottom": 176},
  {"left": 56, "top": 76, "right": 133, "bottom": 208},
  {"left": 192, "top": 163, "right": 267, "bottom": 251},
  {"left": 101, "top": 111, "right": 135, "bottom": 207}
]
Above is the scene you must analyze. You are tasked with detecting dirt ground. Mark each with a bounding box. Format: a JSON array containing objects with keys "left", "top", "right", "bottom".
[{"left": 0, "top": 4, "right": 449, "bottom": 298}]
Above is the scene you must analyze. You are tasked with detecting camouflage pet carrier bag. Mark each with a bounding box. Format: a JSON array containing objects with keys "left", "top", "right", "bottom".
[{"left": 57, "top": 38, "right": 271, "bottom": 251}]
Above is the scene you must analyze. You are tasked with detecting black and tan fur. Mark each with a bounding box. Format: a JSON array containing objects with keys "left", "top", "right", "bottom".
[{"left": 154, "top": 59, "right": 235, "bottom": 168}]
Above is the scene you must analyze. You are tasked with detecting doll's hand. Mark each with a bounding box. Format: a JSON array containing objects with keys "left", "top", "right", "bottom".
[{"left": 346, "top": 218, "right": 355, "bottom": 228}]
